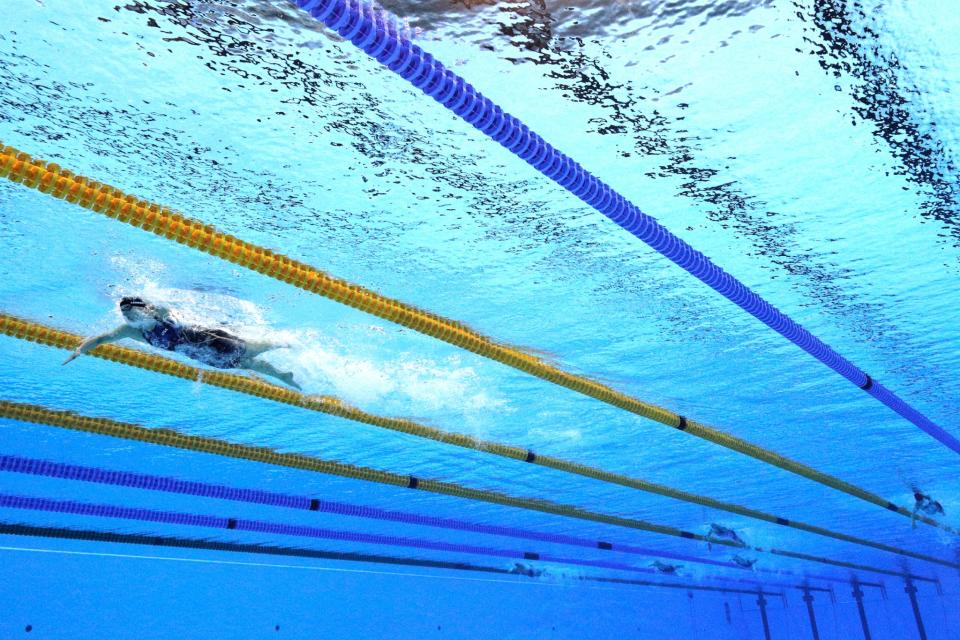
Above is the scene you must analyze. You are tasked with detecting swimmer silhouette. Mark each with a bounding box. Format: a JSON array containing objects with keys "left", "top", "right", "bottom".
[
  {"left": 651, "top": 560, "right": 682, "bottom": 575},
  {"left": 706, "top": 523, "right": 746, "bottom": 551},
  {"left": 911, "top": 487, "right": 945, "bottom": 529},
  {"left": 64, "top": 297, "right": 301, "bottom": 390},
  {"left": 508, "top": 562, "right": 543, "bottom": 578}
]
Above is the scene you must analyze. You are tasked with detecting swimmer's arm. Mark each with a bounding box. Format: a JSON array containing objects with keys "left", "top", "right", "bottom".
[{"left": 62, "top": 325, "right": 142, "bottom": 365}]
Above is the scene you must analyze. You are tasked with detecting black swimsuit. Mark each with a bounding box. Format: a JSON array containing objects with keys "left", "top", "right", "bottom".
[{"left": 142, "top": 320, "right": 247, "bottom": 369}]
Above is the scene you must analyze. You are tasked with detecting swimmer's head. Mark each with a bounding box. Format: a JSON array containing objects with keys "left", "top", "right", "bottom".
[{"left": 119, "top": 296, "right": 158, "bottom": 326}]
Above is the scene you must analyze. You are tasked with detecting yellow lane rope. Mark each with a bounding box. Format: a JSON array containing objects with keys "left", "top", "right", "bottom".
[
  {"left": 0, "top": 312, "right": 954, "bottom": 569},
  {"left": 0, "top": 144, "right": 947, "bottom": 536},
  {"left": 0, "top": 399, "right": 936, "bottom": 579}
]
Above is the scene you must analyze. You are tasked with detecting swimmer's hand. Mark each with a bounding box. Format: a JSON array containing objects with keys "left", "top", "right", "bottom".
[{"left": 61, "top": 327, "right": 132, "bottom": 366}]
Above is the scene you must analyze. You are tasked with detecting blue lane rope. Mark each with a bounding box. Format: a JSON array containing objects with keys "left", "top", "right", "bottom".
[
  {"left": 0, "top": 455, "right": 915, "bottom": 585},
  {"left": 0, "top": 522, "right": 787, "bottom": 596},
  {"left": 0, "top": 454, "right": 733, "bottom": 569},
  {"left": 0, "top": 490, "right": 933, "bottom": 580},
  {"left": 291, "top": 0, "right": 958, "bottom": 454},
  {"left": 0, "top": 492, "right": 670, "bottom": 576}
]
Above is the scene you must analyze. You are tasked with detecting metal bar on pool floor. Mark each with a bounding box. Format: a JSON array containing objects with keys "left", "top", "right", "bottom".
[
  {"left": 801, "top": 587, "right": 821, "bottom": 640},
  {"left": 756, "top": 592, "right": 772, "bottom": 640},
  {"left": 904, "top": 578, "right": 928, "bottom": 640},
  {"left": 851, "top": 579, "right": 873, "bottom": 640}
]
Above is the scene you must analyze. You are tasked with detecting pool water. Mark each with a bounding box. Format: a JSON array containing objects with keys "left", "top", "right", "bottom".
[{"left": 0, "top": 0, "right": 958, "bottom": 638}]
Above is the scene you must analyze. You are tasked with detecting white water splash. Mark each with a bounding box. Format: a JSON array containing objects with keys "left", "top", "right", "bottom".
[{"left": 106, "top": 256, "right": 509, "bottom": 420}]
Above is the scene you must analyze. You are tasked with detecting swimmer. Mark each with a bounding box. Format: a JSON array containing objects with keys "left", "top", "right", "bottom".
[
  {"left": 508, "top": 562, "right": 543, "bottom": 578},
  {"left": 651, "top": 560, "right": 682, "bottom": 575},
  {"left": 911, "top": 487, "right": 945, "bottom": 529},
  {"left": 63, "top": 296, "right": 301, "bottom": 390},
  {"left": 732, "top": 555, "right": 757, "bottom": 569},
  {"left": 706, "top": 523, "right": 746, "bottom": 551}
]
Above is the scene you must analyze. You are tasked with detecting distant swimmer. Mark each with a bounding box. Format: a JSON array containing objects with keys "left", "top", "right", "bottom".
[
  {"left": 732, "top": 555, "right": 757, "bottom": 569},
  {"left": 911, "top": 487, "right": 945, "bottom": 529},
  {"left": 508, "top": 562, "right": 544, "bottom": 578},
  {"left": 651, "top": 561, "right": 682, "bottom": 575},
  {"left": 706, "top": 523, "right": 746, "bottom": 551},
  {"left": 63, "top": 296, "right": 301, "bottom": 390}
]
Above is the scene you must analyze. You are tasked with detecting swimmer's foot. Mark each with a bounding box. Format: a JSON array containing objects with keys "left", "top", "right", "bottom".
[
  {"left": 246, "top": 371, "right": 302, "bottom": 391},
  {"left": 280, "top": 372, "right": 302, "bottom": 391}
]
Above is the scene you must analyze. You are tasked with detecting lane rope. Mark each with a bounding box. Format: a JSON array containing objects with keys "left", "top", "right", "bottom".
[
  {"left": 289, "top": 0, "right": 957, "bottom": 454},
  {"left": 0, "top": 453, "right": 737, "bottom": 571},
  {"left": 0, "top": 310, "right": 953, "bottom": 559},
  {"left": 0, "top": 147, "right": 951, "bottom": 535},
  {"left": 0, "top": 453, "right": 884, "bottom": 587},
  {"left": 0, "top": 492, "right": 675, "bottom": 577},
  {"left": 0, "top": 399, "right": 939, "bottom": 580},
  {"left": 0, "top": 523, "right": 784, "bottom": 596}
]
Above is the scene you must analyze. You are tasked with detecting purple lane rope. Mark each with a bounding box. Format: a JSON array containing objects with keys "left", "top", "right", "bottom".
[
  {"left": 0, "top": 492, "right": 667, "bottom": 576},
  {"left": 0, "top": 455, "right": 931, "bottom": 583},
  {"left": 290, "top": 0, "right": 957, "bottom": 453},
  {"left": 0, "top": 454, "right": 732, "bottom": 569}
]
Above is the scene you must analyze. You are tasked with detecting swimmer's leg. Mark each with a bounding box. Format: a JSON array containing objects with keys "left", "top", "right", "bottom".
[
  {"left": 911, "top": 506, "right": 918, "bottom": 529},
  {"left": 243, "top": 357, "right": 301, "bottom": 390},
  {"left": 244, "top": 340, "right": 292, "bottom": 358}
]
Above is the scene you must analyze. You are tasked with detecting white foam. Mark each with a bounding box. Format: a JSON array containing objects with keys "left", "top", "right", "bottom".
[
  {"left": 527, "top": 427, "right": 583, "bottom": 443},
  {"left": 280, "top": 341, "right": 509, "bottom": 418}
]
